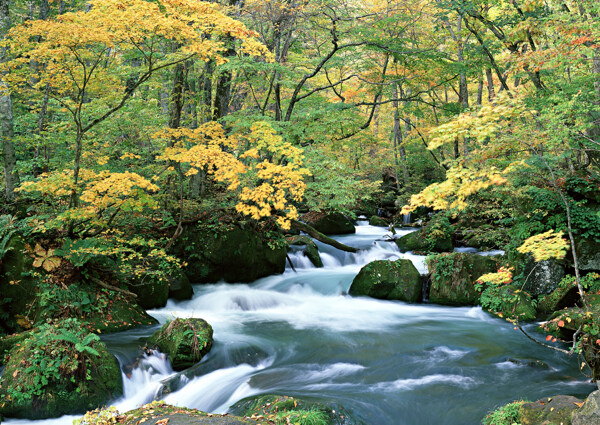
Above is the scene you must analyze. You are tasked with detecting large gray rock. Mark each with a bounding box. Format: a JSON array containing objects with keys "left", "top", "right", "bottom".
[
  {"left": 349, "top": 259, "right": 422, "bottom": 302},
  {"left": 573, "top": 390, "right": 600, "bottom": 425},
  {"left": 522, "top": 257, "right": 566, "bottom": 297}
]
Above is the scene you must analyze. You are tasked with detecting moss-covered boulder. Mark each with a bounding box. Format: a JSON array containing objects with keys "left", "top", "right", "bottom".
[
  {"left": 113, "top": 401, "right": 264, "bottom": 425},
  {"left": 176, "top": 225, "right": 287, "bottom": 283},
  {"left": 301, "top": 212, "right": 355, "bottom": 235},
  {"left": 572, "top": 390, "right": 600, "bottom": 425},
  {"left": 369, "top": 215, "right": 389, "bottom": 227},
  {"left": 395, "top": 229, "right": 453, "bottom": 253},
  {"left": 148, "top": 318, "right": 213, "bottom": 371},
  {"left": 168, "top": 272, "right": 194, "bottom": 300},
  {"left": 428, "top": 253, "right": 499, "bottom": 306},
  {"left": 0, "top": 320, "right": 122, "bottom": 419},
  {"left": 576, "top": 238, "right": 600, "bottom": 271},
  {"left": 520, "top": 395, "right": 582, "bottom": 425},
  {"left": 537, "top": 285, "right": 579, "bottom": 315},
  {"left": 0, "top": 236, "right": 39, "bottom": 333},
  {"left": 32, "top": 282, "right": 157, "bottom": 334},
  {"left": 0, "top": 330, "right": 33, "bottom": 364},
  {"left": 230, "top": 394, "right": 360, "bottom": 425},
  {"left": 129, "top": 279, "right": 169, "bottom": 309},
  {"left": 132, "top": 271, "right": 193, "bottom": 306},
  {"left": 349, "top": 259, "right": 422, "bottom": 302},
  {"left": 287, "top": 235, "right": 323, "bottom": 268},
  {"left": 482, "top": 284, "right": 537, "bottom": 322}
]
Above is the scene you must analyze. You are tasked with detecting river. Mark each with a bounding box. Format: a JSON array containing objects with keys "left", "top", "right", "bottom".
[{"left": 4, "top": 222, "right": 595, "bottom": 424}]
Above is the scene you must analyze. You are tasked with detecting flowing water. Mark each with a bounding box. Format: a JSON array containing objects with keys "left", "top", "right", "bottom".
[{"left": 3, "top": 222, "right": 596, "bottom": 425}]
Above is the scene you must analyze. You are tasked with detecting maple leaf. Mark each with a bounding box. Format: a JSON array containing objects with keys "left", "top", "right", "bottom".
[{"left": 32, "top": 244, "right": 61, "bottom": 272}]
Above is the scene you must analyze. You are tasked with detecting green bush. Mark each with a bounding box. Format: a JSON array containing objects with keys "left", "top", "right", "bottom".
[{"left": 482, "top": 400, "right": 526, "bottom": 425}]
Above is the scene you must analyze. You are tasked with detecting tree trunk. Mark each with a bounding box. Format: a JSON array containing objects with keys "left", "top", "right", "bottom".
[
  {"left": 392, "top": 82, "right": 408, "bottom": 190},
  {"left": 1, "top": 0, "right": 18, "bottom": 202},
  {"left": 290, "top": 220, "right": 359, "bottom": 253},
  {"left": 486, "top": 68, "right": 495, "bottom": 101}
]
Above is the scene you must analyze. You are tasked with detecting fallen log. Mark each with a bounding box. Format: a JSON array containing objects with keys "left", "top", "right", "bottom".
[{"left": 290, "top": 219, "right": 359, "bottom": 253}]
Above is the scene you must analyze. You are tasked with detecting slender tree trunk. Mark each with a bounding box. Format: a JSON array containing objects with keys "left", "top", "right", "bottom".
[
  {"left": 392, "top": 82, "right": 408, "bottom": 190},
  {"left": 1, "top": 0, "right": 18, "bottom": 202},
  {"left": 477, "top": 75, "right": 483, "bottom": 106},
  {"left": 69, "top": 126, "right": 84, "bottom": 209},
  {"left": 214, "top": 37, "right": 235, "bottom": 120},
  {"left": 486, "top": 68, "right": 495, "bottom": 101}
]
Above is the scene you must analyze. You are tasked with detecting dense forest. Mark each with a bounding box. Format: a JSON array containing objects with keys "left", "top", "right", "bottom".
[{"left": 1, "top": 0, "right": 600, "bottom": 424}]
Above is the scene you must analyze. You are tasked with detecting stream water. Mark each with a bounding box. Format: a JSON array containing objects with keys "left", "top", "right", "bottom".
[{"left": 4, "top": 222, "right": 596, "bottom": 425}]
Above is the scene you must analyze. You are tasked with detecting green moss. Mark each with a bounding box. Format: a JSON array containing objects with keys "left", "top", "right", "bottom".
[
  {"left": 32, "top": 282, "right": 157, "bottom": 334},
  {"left": 349, "top": 259, "right": 422, "bottom": 302},
  {"left": 481, "top": 285, "right": 536, "bottom": 322},
  {"left": 230, "top": 394, "right": 357, "bottom": 425},
  {"left": 148, "top": 318, "right": 213, "bottom": 371}
]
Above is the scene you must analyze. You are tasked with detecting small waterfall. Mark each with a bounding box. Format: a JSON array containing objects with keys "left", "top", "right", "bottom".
[
  {"left": 113, "top": 350, "right": 177, "bottom": 413},
  {"left": 286, "top": 250, "right": 316, "bottom": 270},
  {"left": 403, "top": 212, "right": 411, "bottom": 225},
  {"left": 421, "top": 275, "right": 431, "bottom": 303}
]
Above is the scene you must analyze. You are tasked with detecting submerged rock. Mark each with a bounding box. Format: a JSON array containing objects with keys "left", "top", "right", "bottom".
[
  {"left": 301, "top": 211, "right": 355, "bottom": 235},
  {"left": 287, "top": 235, "right": 323, "bottom": 268},
  {"left": 428, "top": 253, "right": 499, "bottom": 306},
  {"left": 230, "top": 394, "right": 362, "bottom": 425},
  {"left": 148, "top": 318, "right": 213, "bottom": 371},
  {"left": 520, "top": 395, "right": 583, "bottom": 425},
  {"left": 349, "top": 259, "right": 421, "bottom": 302},
  {"left": 0, "top": 322, "right": 122, "bottom": 419}
]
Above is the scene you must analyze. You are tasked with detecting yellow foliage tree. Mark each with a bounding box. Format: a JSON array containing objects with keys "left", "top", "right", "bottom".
[
  {"left": 155, "top": 121, "right": 309, "bottom": 230},
  {"left": 1, "top": 0, "right": 269, "bottom": 210}
]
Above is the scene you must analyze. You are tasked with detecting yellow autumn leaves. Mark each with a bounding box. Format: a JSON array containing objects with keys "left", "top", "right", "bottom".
[
  {"left": 156, "top": 121, "right": 310, "bottom": 230},
  {"left": 20, "top": 122, "right": 308, "bottom": 231}
]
